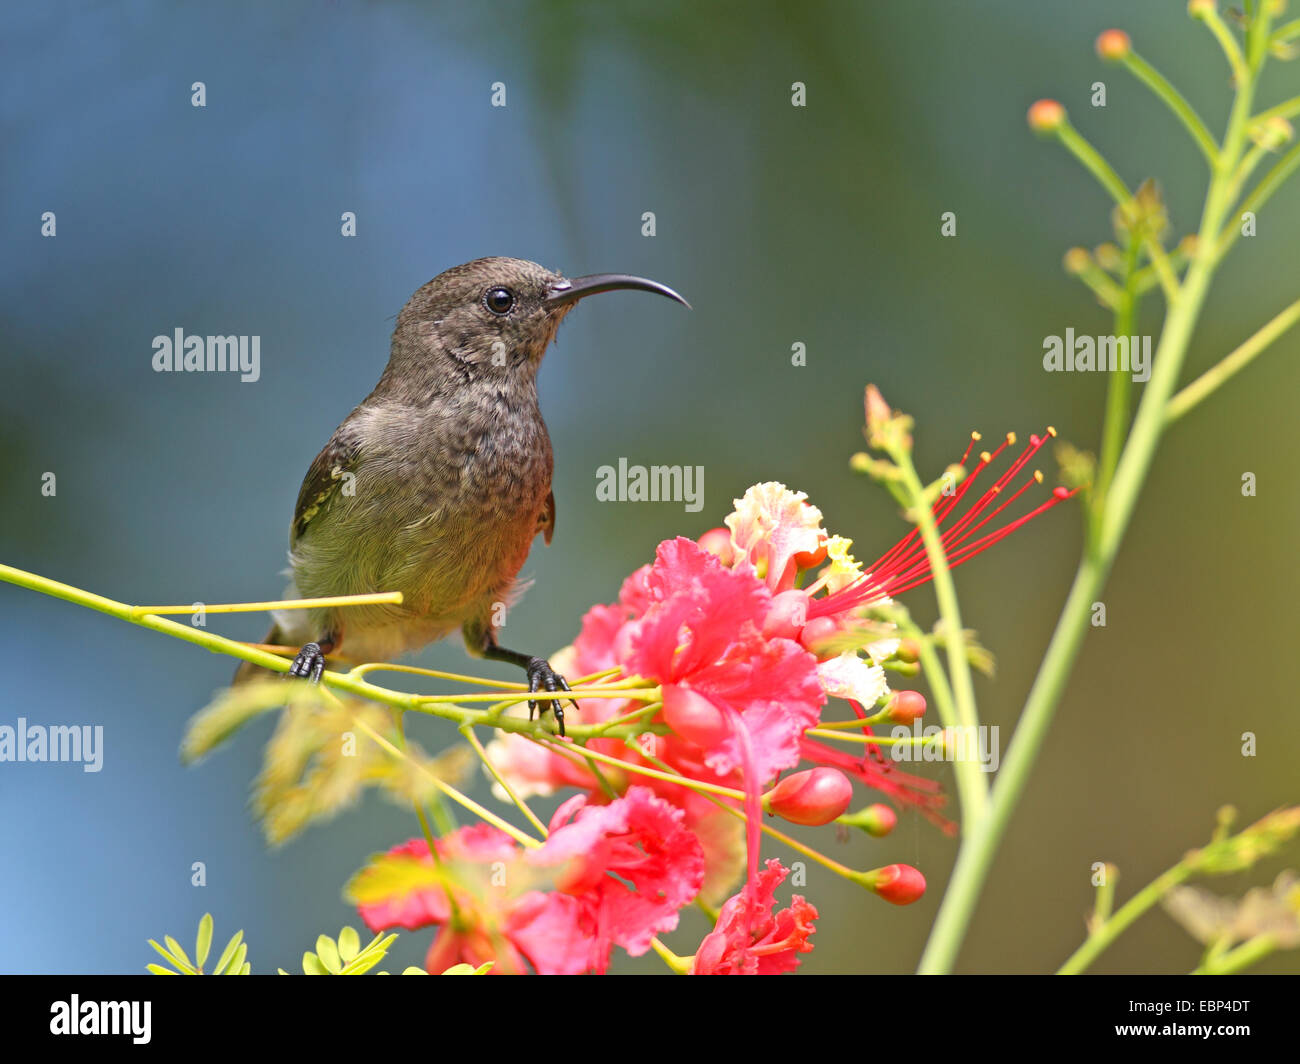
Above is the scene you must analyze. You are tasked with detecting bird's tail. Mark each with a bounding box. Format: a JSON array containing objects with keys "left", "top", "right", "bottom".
[{"left": 232, "top": 624, "right": 285, "bottom": 686}]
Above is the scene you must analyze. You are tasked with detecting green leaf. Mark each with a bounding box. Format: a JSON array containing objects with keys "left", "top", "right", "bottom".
[
  {"left": 181, "top": 679, "right": 303, "bottom": 764},
  {"left": 338, "top": 932, "right": 396, "bottom": 975},
  {"left": 238, "top": 961, "right": 251, "bottom": 975},
  {"left": 195, "top": 913, "right": 214, "bottom": 970},
  {"left": 213, "top": 930, "right": 245, "bottom": 974},
  {"left": 226, "top": 942, "right": 248, "bottom": 975},
  {"left": 146, "top": 964, "right": 176, "bottom": 975},
  {"left": 440, "top": 961, "right": 493, "bottom": 974},
  {"left": 302, "top": 951, "right": 329, "bottom": 976},
  {"left": 403, "top": 966, "right": 429, "bottom": 974},
  {"left": 163, "top": 935, "right": 194, "bottom": 972},
  {"left": 315, "top": 935, "right": 342, "bottom": 974},
  {"left": 336, "top": 926, "right": 361, "bottom": 963},
  {"left": 149, "top": 937, "right": 196, "bottom": 974}
]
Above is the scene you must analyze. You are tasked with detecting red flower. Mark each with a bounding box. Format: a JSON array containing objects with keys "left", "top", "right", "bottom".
[
  {"left": 691, "top": 859, "right": 819, "bottom": 974},
  {"left": 625, "top": 537, "right": 825, "bottom": 786},
  {"left": 528, "top": 787, "right": 706, "bottom": 972},
  {"left": 352, "top": 826, "right": 591, "bottom": 975}
]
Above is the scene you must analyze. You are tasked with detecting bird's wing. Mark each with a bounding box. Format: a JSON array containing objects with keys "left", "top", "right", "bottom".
[
  {"left": 538, "top": 489, "right": 556, "bottom": 545},
  {"left": 291, "top": 434, "right": 358, "bottom": 544}
]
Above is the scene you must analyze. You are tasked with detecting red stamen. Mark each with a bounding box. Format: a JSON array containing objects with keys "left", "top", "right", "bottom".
[{"left": 810, "top": 428, "right": 1073, "bottom": 615}]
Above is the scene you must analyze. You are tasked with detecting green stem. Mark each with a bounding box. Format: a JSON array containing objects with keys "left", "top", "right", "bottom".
[
  {"left": 1091, "top": 235, "right": 1142, "bottom": 545},
  {"left": 1214, "top": 139, "right": 1300, "bottom": 262},
  {"left": 1057, "top": 121, "right": 1130, "bottom": 206},
  {"left": 919, "top": 7, "right": 1275, "bottom": 975},
  {"left": 895, "top": 456, "right": 989, "bottom": 826},
  {"left": 1166, "top": 294, "right": 1300, "bottom": 423},
  {"left": 1058, "top": 863, "right": 1194, "bottom": 974},
  {"left": 1124, "top": 50, "right": 1219, "bottom": 167},
  {"left": 1192, "top": 933, "right": 1278, "bottom": 974}
]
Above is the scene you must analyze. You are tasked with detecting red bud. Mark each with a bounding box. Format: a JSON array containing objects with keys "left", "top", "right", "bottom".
[
  {"left": 792, "top": 541, "right": 828, "bottom": 569},
  {"left": 869, "top": 863, "right": 927, "bottom": 905},
  {"left": 697, "top": 528, "right": 735, "bottom": 566},
  {"left": 662, "top": 686, "right": 730, "bottom": 748},
  {"left": 1027, "top": 99, "right": 1066, "bottom": 135},
  {"left": 798, "top": 616, "right": 839, "bottom": 655},
  {"left": 763, "top": 589, "right": 810, "bottom": 640},
  {"left": 763, "top": 768, "right": 853, "bottom": 826},
  {"left": 1096, "top": 29, "right": 1131, "bottom": 61},
  {"left": 885, "top": 690, "right": 926, "bottom": 723}
]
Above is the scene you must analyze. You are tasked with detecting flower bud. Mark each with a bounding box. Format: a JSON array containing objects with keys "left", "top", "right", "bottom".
[
  {"left": 885, "top": 690, "right": 926, "bottom": 723},
  {"left": 1027, "top": 99, "right": 1066, "bottom": 135},
  {"left": 798, "top": 616, "right": 839, "bottom": 655},
  {"left": 1094, "top": 242, "right": 1123, "bottom": 271},
  {"left": 1188, "top": 0, "right": 1215, "bottom": 19},
  {"left": 1096, "top": 29, "right": 1131, "bottom": 61},
  {"left": 662, "top": 686, "right": 729, "bottom": 748},
  {"left": 838, "top": 803, "right": 897, "bottom": 837},
  {"left": 763, "top": 768, "right": 852, "bottom": 826},
  {"left": 1063, "top": 247, "right": 1091, "bottom": 274},
  {"left": 792, "top": 541, "right": 828, "bottom": 569},
  {"left": 697, "top": 527, "right": 735, "bottom": 566},
  {"left": 763, "top": 589, "right": 810, "bottom": 640},
  {"left": 896, "top": 638, "right": 921, "bottom": 664},
  {"left": 866, "top": 863, "right": 927, "bottom": 905}
]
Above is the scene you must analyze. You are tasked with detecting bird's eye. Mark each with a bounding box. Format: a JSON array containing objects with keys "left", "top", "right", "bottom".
[{"left": 484, "top": 287, "right": 515, "bottom": 315}]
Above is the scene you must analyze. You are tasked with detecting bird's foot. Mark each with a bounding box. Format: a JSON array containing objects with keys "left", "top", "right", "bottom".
[
  {"left": 525, "top": 657, "right": 577, "bottom": 737},
  {"left": 288, "top": 641, "right": 328, "bottom": 683}
]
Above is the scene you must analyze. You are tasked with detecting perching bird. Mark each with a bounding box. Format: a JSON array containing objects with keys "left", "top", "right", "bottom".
[{"left": 235, "top": 257, "right": 688, "bottom": 735}]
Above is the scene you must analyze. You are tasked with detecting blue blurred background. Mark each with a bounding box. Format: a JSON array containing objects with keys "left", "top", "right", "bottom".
[{"left": 2, "top": 0, "right": 1297, "bottom": 974}]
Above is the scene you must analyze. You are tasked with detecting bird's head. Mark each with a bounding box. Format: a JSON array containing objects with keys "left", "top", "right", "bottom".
[{"left": 389, "top": 256, "right": 688, "bottom": 389}]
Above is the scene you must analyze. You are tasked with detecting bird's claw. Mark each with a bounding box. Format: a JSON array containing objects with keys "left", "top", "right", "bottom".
[
  {"left": 525, "top": 657, "right": 576, "bottom": 737},
  {"left": 289, "top": 642, "right": 327, "bottom": 683}
]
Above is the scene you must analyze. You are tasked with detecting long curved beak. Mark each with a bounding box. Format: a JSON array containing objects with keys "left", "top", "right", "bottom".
[{"left": 546, "top": 273, "right": 691, "bottom": 310}]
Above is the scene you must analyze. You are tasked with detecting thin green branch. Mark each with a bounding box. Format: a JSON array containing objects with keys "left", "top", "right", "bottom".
[
  {"left": 1123, "top": 49, "right": 1220, "bottom": 166},
  {"left": 1166, "top": 294, "right": 1300, "bottom": 423}
]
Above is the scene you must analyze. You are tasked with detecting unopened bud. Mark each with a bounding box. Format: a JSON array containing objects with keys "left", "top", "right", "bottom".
[
  {"left": 763, "top": 768, "right": 853, "bottom": 826},
  {"left": 1063, "top": 247, "right": 1091, "bottom": 274},
  {"left": 1096, "top": 29, "right": 1131, "bottom": 62},
  {"left": 1027, "top": 99, "right": 1066, "bottom": 135},
  {"left": 793, "top": 540, "right": 828, "bottom": 569},
  {"left": 764, "top": 589, "right": 810, "bottom": 641},
  {"left": 896, "top": 639, "right": 921, "bottom": 664},
  {"left": 662, "top": 686, "right": 729, "bottom": 748},
  {"left": 798, "top": 616, "right": 839, "bottom": 655},
  {"left": 885, "top": 690, "right": 926, "bottom": 723},
  {"left": 863, "top": 863, "right": 927, "bottom": 905},
  {"left": 838, "top": 803, "right": 897, "bottom": 837},
  {"left": 697, "top": 527, "right": 735, "bottom": 566}
]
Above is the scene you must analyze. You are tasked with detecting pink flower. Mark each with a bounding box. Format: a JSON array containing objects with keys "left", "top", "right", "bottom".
[
  {"left": 353, "top": 826, "right": 591, "bottom": 975},
  {"left": 625, "top": 537, "right": 825, "bottom": 785},
  {"left": 691, "top": 859, "right": 819, "bottom": 974},
  {"left": 528, "top": 787, "right": 705, "bottom": 972}
]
